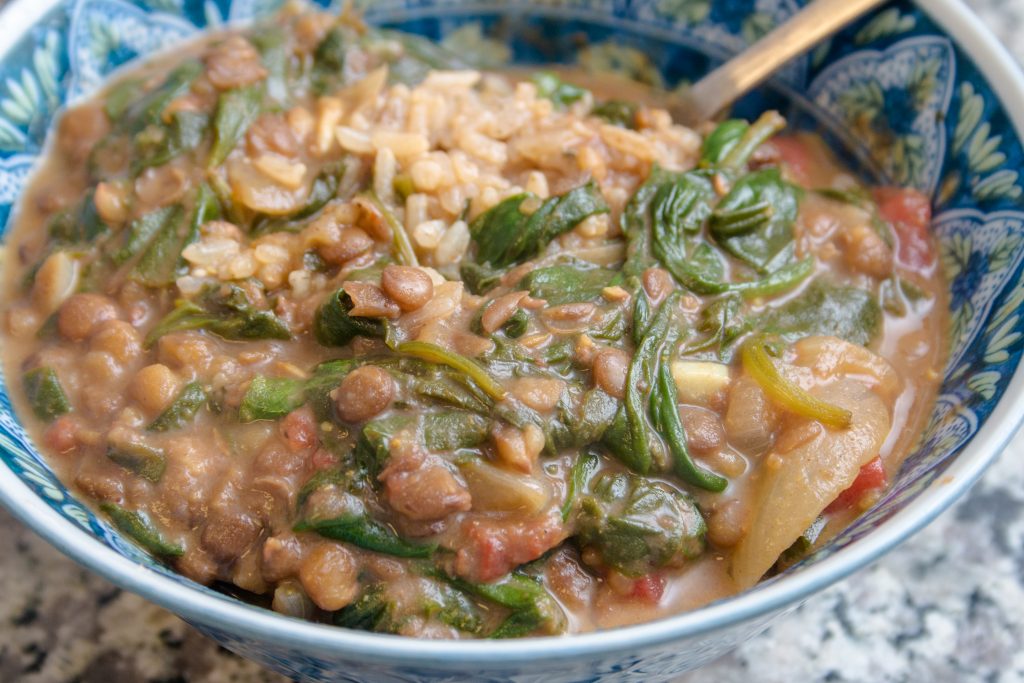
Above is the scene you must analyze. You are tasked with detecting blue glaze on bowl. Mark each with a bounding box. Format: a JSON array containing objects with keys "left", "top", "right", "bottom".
[{"left": 1, "top": 1, "right": 1023, "bottom": 681}]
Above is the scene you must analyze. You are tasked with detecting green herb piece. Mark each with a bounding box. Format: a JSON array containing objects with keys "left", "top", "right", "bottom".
[
  {"left": 238, "top": 376, "right": 305, "bottom": 422},
  {"left": 691, "top": 293, "right": 749, "bottom": 357},
  {"left": 650, "top": 360, "right": 728, "bottom": 492},
  {"left": 313, "top": 288, "right": 387, "bottom": 347},
  {"left": 367, "top": 192, "right": 419, "bottom": 267},
  {"left": 741, "top": 335, "right": 853, "bottom": 429},
  {"left": 251, "top": 25, "right": 289, "bottom": 105},
  {"left": 530, "top": 72, "right": 589, "bottom": 108},
  {"left": 334, "top": 584, "right": 397, "bottom": 632},
  {"left": 296, "top": 514, "right": 436, "bottom": 558},
  {"left": 312, "top": 26, "right": 353, "bottom": 93},
  {"left": 646, "top": 172, "right": 726, "bottom": 294},
  {"left": 114, "top": 205, "right": 181, "bottom": 266},
  {"left": 119, "top": 61, "right": 204, "bottom": 133},
  {"left": 591, "top": 100, "right": 638, "bottom": 128},
  {"left": 134, "top": 110, "right": 210, "bottom": 172},
  {"left": 880, "top": 276, "right": 931, "bottom": 316},
  {"left": 23, "top": 367, "right": 71, "bottom": 422},
  {"left": 577, "top": 471, "right": 706, "bottom": 576},
  {"left": 777, "top": 515, "right": 828, "bottom": 570},
  {"left": 700, "top": 119, "right": 749, "bottom": 167},
  {"left": 502, "top": 308, "right": 530, "bottom": 338},
  {"left": 304, "top": 359, "right": 360, "bottom": 422},
  {"left": 614, "top": 291, "right": 678, "bottom": 474},
  {"left": 355, "top": 411, "right": 490, "bottom": 475},
  {"left": 397, "top": 341, "right": 507, "bottom": 401},
  {"left": 466, "top": 182, "right": 609, "bottom": 274},
  {"left": 100, "top": 503, "right": 183, "bottom": 557},
  {"left": 517, "top": 263, "right": 616, "bottom": 305},
  {"left": 104, "top": 77, "right": 145, "bottom": 120},
  {"left": 710, "top": 168, "right": 801, "bottom": 273},
  {"left": 209, "top": 84, "right": 264, "bottom": 167},
  {"left": 759, "top": 279, "right": 882, "bottom": 346},
  {"left": 147, "top": 382, "right": 207, "bottom": 432},
  {"left": 718, "top": 110, "right": 786, "bottom": 172},
  {"left": 134, "top": 184, "right": 220, "bottom": 287},
  {"left": 459, "top": 261, "right": 504, "bottom": 295},
  {"left": 107, "top": 439, "right": 167, "bottom": 482},
  {"left": 562, "top": 449, "right": 601, "bottom": 521},
  {"left": 46, "top": 189, "right": 109, "bottom": 246},
  {"left": 145, "top": 284, "right": 291, "bottom": 347},
  {"left": 422, "top": 412, "right": 490, "bottom": 451},
  {"left": 427, "top": 583, "right": 484, "bottom": 635},
  {"left": 435, "top": 571, "right": 566, "bottom": 638}
]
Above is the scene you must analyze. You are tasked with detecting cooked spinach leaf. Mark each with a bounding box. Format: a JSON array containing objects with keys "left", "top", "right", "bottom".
[
  {"left": 464, "top": 182, "right": 608, "bottom": 280},
  {"left": 23, "top": 366, "right": 71, "bottom": 422},
  {"left": 147, "top": 381, "right": 207, "bottom": 432},
  {"left": 760, "top": 279, "right": 882, "bottom": 346},
  {"left": 145, "top": 284, "right": 290, "bottom": 347},
  {"left": 517, "top": 263, "right": 616, "bottom": 305},
  {"left": 710, "top": 168, "right": 801, "bottom": 273}
]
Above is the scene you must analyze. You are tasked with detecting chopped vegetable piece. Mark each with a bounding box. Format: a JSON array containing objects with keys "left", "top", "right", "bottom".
[
  {"left": 651, "top": 360, "right": 728, "bottom": 492},
  {"left": 710, "top": 168, "right": 800, "bottom": 273},
  {"left": 700, "top": 119, "right": 749, "bottom": 167},
  {"left": 133, "top": 185, "right": 220, "bottom": 287},
  {"left": 719, "top": 110, "right": 786, "bottom": 171},
  {"left": 209, "top": 84, "right": 264, "bottom": 167},
  {"left": 517, "top": 264, "right": 616, "bottom": 305},
  {"left": 23, "top": 367, "right": 71, "bottom": 422},
  {"left": 591, "top": 100, "right": 637, "bottom": 128},
  {"left": 577, "top": 471, "right": 706, "bottom": 576},
  {"left": 147, "top": 381, "right": 207, "bottom": 432},
  {"left": 396, "top": 341, "right": 507, "bottom": 401},
  {"left": 145, "top": 284, "right": 290, "bottom": 347},
  {"left": 531, "top": 72, "right": 588, "bottom": 108},
  {"left": 101, "top": 503, "right": 183, "bottom": 557},
  {"left": 295, "top": 514, "right": 436, "bottom": 558},
  {"left": 466, "top": 182, "right": 609, "bottom": 273},
  {"left": 239, "top": 376, "right": 305, "bottom": 422},
  {"left": 741, "top": 336, "right": 853, "bottom": 429},
  {"left": 562, "top": 449, "right": 601, "bottom": 521},
  {"left": 313, "top": 288, "right": 387, "bottom": 347},
  {"left": 107, "top": 439, "right": 167, "bottom": 482},
  {"left": 759, "top": 279, "right": 881, "bottom": 346},
  {"left": 435, "top": 571, "right": 566, "bottom": 638},
  {"left": 367, "top": 192, "right": 419, "bottom": 267}
]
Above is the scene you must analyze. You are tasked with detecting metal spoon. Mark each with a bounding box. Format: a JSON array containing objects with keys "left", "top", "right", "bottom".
[{"left": 672, "top": 0, "right": 888, "bottom": 126}]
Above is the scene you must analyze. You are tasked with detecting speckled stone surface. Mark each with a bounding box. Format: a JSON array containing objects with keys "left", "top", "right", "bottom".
[{"left": 1, "top": 2, "right": 1023, "bottom": 681}]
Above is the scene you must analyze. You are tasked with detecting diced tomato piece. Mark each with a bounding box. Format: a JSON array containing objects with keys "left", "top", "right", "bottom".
[
  {"left": 629, "top": 574, "right": 666, "bottom": 604},
  {"left": 874, "top": 187, "right": 935, "bottom": 269},
  {"left": 827, "top": 456, "right": 887, "bottom": 512},
  {"left": 280, "top": 406, "right": 318, "bottom": 453},
  {"left": 455, "top": 513, "right": 569, "bottom": 583},
  {"left": 309, "top": 447, "right": 339, "bottom": 472},
  {"left": 769, "top": 136, "right": 815, "bottom": 187},
  {"left": 43, "top": 415, "right": 79, "bottom": 454}
]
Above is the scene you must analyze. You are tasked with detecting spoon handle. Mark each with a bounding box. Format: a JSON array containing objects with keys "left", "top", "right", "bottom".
[{"left": 683, "top": 0, "right": 888, "bottom": 124}]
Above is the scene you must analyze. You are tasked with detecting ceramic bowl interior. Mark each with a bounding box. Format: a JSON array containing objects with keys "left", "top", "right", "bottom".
[{"left": 1, "top": 0, "right": 1023, "bottom": 680}]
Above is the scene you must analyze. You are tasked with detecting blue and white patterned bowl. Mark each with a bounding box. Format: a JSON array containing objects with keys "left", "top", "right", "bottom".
[{"left": 1, "top": 0, "right": 1023, "bottom": 680}]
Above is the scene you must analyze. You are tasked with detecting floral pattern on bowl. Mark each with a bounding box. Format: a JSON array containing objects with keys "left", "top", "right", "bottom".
[{"left": 1, "top": 0, "right": 1023, "bottom": 681}]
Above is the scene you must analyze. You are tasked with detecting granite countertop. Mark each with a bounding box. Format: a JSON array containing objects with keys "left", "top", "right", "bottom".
[{"left": 2, "top": 2, "right": 1023, "bottom": 682}]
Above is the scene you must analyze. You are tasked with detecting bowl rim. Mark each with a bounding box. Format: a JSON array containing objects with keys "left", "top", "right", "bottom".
[{"left": 1, "top": 0, "right": 1023, "bottom": 668}]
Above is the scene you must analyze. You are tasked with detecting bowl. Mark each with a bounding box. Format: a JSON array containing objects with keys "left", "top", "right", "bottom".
[{"left": 1, "top": 0, "right": 1023, "bottom": 681}]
